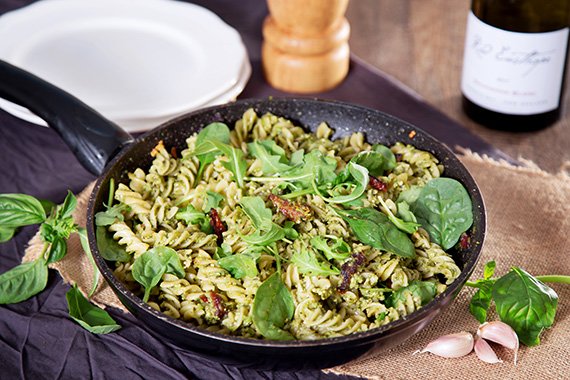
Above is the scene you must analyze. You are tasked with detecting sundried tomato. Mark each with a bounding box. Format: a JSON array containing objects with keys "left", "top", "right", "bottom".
[
  {"left": 338, "top": 253, "right": 366, "bottom": 293},
  {"left": 268, "top": 194, "right": 312, "bottom": 223},
  {"left": 369, "top": 175, "right": 387, "bottom": 191},
  {"left": 210, "top": 292, "right": 226, "bottom": 319},
  {"left": 209, "top": 208, "right": 226, "bottom": 245}
]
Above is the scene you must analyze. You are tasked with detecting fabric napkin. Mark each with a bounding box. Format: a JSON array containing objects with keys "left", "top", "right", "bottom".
[{"left": 23, "top": 152, "right": 570, "bottom": 379}]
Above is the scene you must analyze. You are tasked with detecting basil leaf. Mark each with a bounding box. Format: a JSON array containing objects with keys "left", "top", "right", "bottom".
[
  {"left": 252, "top": 272, "right": 295, "bottom": 340},
  {"left": 66, "top": 285, "right": 121, "bottom": 334},
  {"left": 291, "top": 250, "right": 340, "bottom": 276},
  {"left": 350, "top": 145, "right": 395, "bottom": 176},
  {"left": 310, "top": 236, "right": 351, "bottom": 261},
  {"left": 483, "top": 260, "right": 496, "bottom": 280},
  {"left": 218, "top": 254, "right": 258, "bottom": 279},
  {"left": 469, "top": 279, "right": 494, "bottom": 323},
  {"left": 0, "top": 226, "right": 15, "bottom": 243},
  {"left": 319, "top": 163, "right": 369, "bottom": 204},
  {"left": 95, "top": 226, "right": 130, "bottom": 262},
  {"left": 204, "top": 191, "right": 223, "bottom": 213},
  {"left": 57, "top": 191, "right": 77, "bottom": 220},
  {"left": 493, "top": 267, "right": 558, "bottom": 346},
  {"left": 411, "top": 178, "right": 473, "bottom": 250},
  {"left": 0, "top": 258, "right": 48, "bottom": 304},
  {"left": 0, "top": 193, "right": 46, "bottom": 228},
  {"left": 337, "top": 208, "right": 415, "bottom": 258},
  {"left": 39, "top": 199, "right": 56, "bottom": 216},
  {"left": 46, "top": 237, "right": 67, "bottom": 264},
  {"left": 132, "top": 247, "right": 184, "bottom": 302},
  {"left": 248, "top": 140, "right": 292, "bottom": 175},
  {"left": 389, "top": 280, "right": 436, "bottom": 308}
]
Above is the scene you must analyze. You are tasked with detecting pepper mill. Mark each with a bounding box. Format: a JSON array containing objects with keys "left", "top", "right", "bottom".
[{"left": 262, "top": 0, "right": 350, "bottom": 93}]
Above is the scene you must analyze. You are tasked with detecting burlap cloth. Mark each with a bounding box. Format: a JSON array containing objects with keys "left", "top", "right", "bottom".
[{"left": 23, "top": 152, "right": 570, "bottom": 379}]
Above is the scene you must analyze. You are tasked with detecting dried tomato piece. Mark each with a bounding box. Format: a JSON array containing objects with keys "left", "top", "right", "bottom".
[
  {"left": 209, "top": 208, "right": 226, "bottom": 245},
  {"left": 338, "top": 252, "right": 366, "bottom": 293},
  {"left": 170, "top": 147, "right": 177, "bottom": 158},
  {"left": 459, "top": 232, "right": 471, "bottom": 250},
  {"left": 199, "top": 294, "right": 208, "bottom": 303},
  {"left": 268, "top": 194, "right": 312, "bottom": 223},
  {"left": 210, "top": 292, "right": 226, "bottom": 319},
  {"left": 369, "top": 175, "right": 387, "bottom": 192}
]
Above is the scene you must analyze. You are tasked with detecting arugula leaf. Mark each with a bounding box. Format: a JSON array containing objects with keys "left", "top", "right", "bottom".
[
  {"left": 218, "top": 254, "right": 258, "bottom": 279},
  {"left": 66, "top": 285, "right": 121, "bottom": 334},
  {"left": 318, "top": 163, "right": 369, "bottom": 204},
  {"left": 389, "top": 280, "right": 436, "bottom": 308},
  {"left": 282, "top": 150, "right": 337, "bottom": 188},
  {"left": 192, "top": 122, "right": 231, "bottom": 178},
  {"left": 95, "top": 226, "right": 130, "bottom": 262},
  {"left": 176, "top": 205, "right": 212, "bottom": 233},
  {"left": 291, "top": 250, "right": 340, "bottom": 276},
  {"left": 397, "top": 186, "right": 422, "bottom": 205},
  {"left": 252, "top": 272, "right": 295, "bottom": 340},
  {"left": 0, "top": 257, "right": 48, "bottom": 304},
  {"left": 282, "top": 221, "right": 299, "bottom": 240},
  {"left": 214, "top": 242, "right": 233, "bottom": 259},
  {"left": 350, "top": 144, "right": 396, "bottom": 176},
  {"left": 336, "top": 208, "right": 416, "bottom": 258},
  {"left": 248, "top": 140, "right": 292, "bottom": 175},
  {"left": 493, "top": 267, "right": 558, "bottom": 346},
  {"left": 241, "top": 224, "right": 285, "bottom": 246},
  {"left": 396, "top": 201, "right": 417, "bottom": 223},
  {"left": 202, "top": 140, "right": 248, "bottom": 188},
  {"left": 132, "top": 247, "right": 185, "bottom": 302},
  {"left": 289, "top": 150, "right": 305, "bottom": 166},
  {"left": 310, "top": 236, "right": 351, "bottom": 261},
  {"left": 411, "top": 178, "right": 473, "bottom": 250},
  {"left": 204, "top": 191, "right": 223, "bottom": 212},
  {"left": 240, "top": 196, "right": 273, "bottom": 231},
  {"left": 378, "top": 197, "right": 420, "bottom": 234},
  {"left": 0, "top": 193, "right": 47, "bottom": 228},
  {"left": 95, "top": 204, "right": 128, "bottom": 226}
]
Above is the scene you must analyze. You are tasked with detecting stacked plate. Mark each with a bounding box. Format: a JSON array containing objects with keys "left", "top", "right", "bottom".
[{"left": 0, "top": 0, "right": 251, "bottom": 132}]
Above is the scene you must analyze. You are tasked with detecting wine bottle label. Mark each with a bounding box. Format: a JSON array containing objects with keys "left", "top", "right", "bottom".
[{"left": 461, "top": 12, "right": 569, "bottom": 115}]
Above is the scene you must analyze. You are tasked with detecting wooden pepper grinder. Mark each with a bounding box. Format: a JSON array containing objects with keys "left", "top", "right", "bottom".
[{"left": 262, "top": 0, "right": 350, "bottom": 93}]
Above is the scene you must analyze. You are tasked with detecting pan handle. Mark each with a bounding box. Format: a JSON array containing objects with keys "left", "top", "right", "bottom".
[{"left": 0, "top": 60, "right": 133, "bottom": 175}]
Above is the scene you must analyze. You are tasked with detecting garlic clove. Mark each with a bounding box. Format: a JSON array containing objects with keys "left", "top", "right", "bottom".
[
  {"left": 414, "top": 331, "right": 474, "bottom": 358},
  {"left": 477, "top": 321, "right": 519, "bottom": 365},
  {"left": 474, "top": 336, "right": 503, "bottom": 364}
]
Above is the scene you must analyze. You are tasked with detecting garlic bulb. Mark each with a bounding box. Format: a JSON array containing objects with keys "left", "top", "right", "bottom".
[{"left": 415, "top": 332, "right": 474, "bottom": 358}]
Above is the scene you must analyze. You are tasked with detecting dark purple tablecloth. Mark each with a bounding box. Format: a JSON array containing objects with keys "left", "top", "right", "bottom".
[{"left": 0, "top": 1, "right": 509, "bottom": 379}]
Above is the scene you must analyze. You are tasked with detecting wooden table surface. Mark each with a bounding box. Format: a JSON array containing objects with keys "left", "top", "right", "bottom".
[{"left": 346, "top": 0, "right": 570, "bottom": 172}]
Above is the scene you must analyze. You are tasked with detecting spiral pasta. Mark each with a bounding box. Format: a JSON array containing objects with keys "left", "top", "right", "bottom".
[{"left": 106, "top": 109, "right": 463, "bottom": 340}]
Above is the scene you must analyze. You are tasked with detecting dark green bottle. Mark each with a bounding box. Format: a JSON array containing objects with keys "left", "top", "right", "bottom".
[{"left": 461, "top": 0, "right": 570, "bottom": 131}]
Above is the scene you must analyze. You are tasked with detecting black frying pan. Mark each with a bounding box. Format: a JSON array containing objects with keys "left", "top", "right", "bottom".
[{"left": 0, "top": 60, "right": 485, "bottom": 370}]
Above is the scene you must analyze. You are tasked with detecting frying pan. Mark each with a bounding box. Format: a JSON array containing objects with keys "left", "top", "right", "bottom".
[{"left": 0, "top": 60, "right": 485, "bottom": 370}]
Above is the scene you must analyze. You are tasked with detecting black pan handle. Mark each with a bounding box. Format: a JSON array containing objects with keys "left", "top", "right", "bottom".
[{"left": 0, "top": 60, "right": 133, "bottom": 175}]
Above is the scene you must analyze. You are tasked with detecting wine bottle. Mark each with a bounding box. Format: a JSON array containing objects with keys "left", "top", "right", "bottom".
[{"left": 461, "top": 0, "right": 570, "bottom": 131}]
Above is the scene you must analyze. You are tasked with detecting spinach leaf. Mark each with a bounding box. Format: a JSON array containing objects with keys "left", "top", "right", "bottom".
[
  {"left": 132, "top": 247, "right": 185, "bottom": 302},
  {"left": 218, "top": 254, "right": 258, "bottom": 279},
  {"left": 310, "top": 236, "right": 351, "bottom": 261},
  {"left": 0, "top": 193, "right": 47, "bottom": 228},
  {"left": 468, "top": 260, "right": 496, "bottom": 323},
  {"left": 318, "top": 163, "right": 369, "bottom": 204},
  {"left": 95, "top": 226, "right": 130, "bottom": 262},
  {"left": 378, "top": 197, "right": 420, "bottom": 234},
  {"left": 493, "top": 267, "right": 558, "bottom": 346},
  {"left": 337, "top": 208, "right": 415, "bottom": 258},
  {"left": 240, "top": 196, "right": 273, "bottom": 231},
  {"left": 389, "top": 280, "right": 436, "bottom": 308},
  {"left": 248, "top": 140, "right": 292, "bottom": 175},
  {"left": 291, "top": 250, "right": 340, "bottom": 276},
  {"left": 350, "top": 144, "right": 395, "bottom": 176},
  {"left": 411, "top": 178, "right": 473, "bottom": 250},
  {"left": 66, "top": 285, "right": 121, "bottom": 334},
  {"left": 0, "top": 226, "right": 15, "bottom": 243},
  {"left": 176, "top": 205, "right": 212, "bottom": 233},
  {"left": 252, "top": 272, "right": 295, "bottom": 340},
  {"left": 204, "top": 191, "right": 223, "bottom": 212},
  {"left": 0, "top": 258, "right": 48, "bottom": 304}
]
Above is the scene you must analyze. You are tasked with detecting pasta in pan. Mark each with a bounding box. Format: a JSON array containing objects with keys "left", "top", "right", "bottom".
[{"left": 98, "top": 108, "right": 468, "bottom": 340}]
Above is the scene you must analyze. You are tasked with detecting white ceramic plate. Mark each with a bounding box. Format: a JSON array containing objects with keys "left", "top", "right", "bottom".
[{"left": 0, "top": 0, "right": 249, "bottom": 131}]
